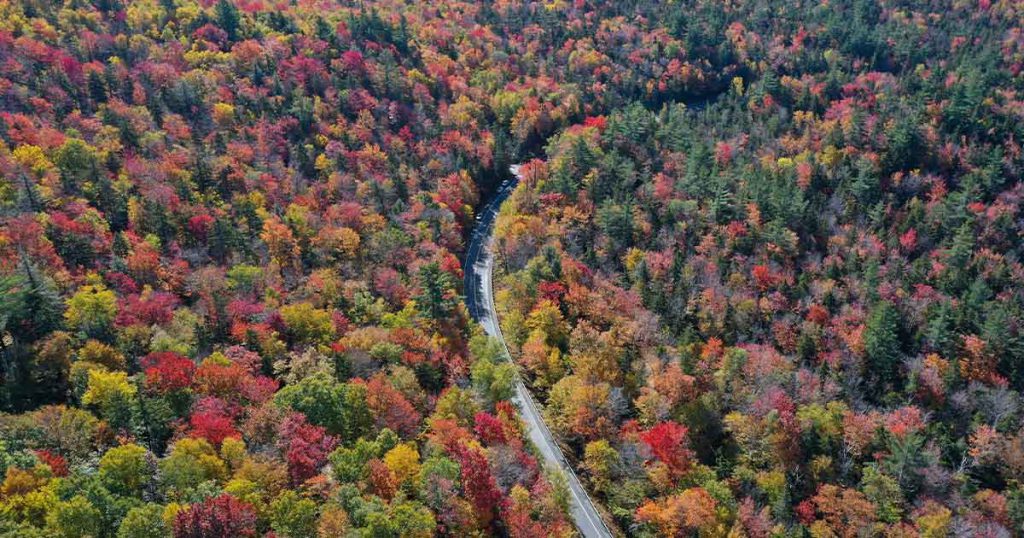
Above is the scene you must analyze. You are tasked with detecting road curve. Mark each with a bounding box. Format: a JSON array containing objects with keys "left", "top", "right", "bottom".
[{"left": 463, "top": 165, "right": 613, "bottom": 538}]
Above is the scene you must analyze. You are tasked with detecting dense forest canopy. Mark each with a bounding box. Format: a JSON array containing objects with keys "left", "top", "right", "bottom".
[{"left": 0, "top": 0, "right": 1022, "bottom": 536}]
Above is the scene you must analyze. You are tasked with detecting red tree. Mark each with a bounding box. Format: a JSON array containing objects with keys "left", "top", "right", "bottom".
[
  {"left": 142, "top": 352, "right": 196, "bottom": 394},
  {"left": 173, "top": 494, "right": 257, "bottom": 538},
  {"left": 639, "top": 421, "right": 693, "bottom": 477},
  {"left": 276, "top": 412, "right": 337, "bottom": 486}
]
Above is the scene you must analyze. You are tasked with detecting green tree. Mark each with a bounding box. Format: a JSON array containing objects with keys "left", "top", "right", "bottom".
[
  {"left": 117, "top": 503, "right": 168, "bottom": 538},
  {"left": 274, "top": 373, "right": 372, "bottom": 439},
  {"left": 279, "top": 303, "right": 335, "bottom": 345},
  {"left": 45, "top": 496, "right": 101, "bottom": 538},
  {"left": 215, "top": 0, "right": 241, "bottom": 41},
  {"left": 414, "top": 263, "right": 459, "bottom": 323},
  {"left": 269, "top": 490, "right": 318, "bottom": 538},
  {"left": 864, "top": 301, "right": 902, "bottom": 397},
  {"left": 99, "top": 443, "right": 151, "bottom": 496},
  {"left": 582, "top": 439, "right": 620, "bottom": 495},
  {"left": 362, "top": 500, "right": 435, "bottom": 538},
  {"left": 159, "top": 438, "right": 227, "bottom": 494},
  {"left": 82, "top": 369, "right": 137, "bottom": 430},
  {"left": 65, "top": 282, "right": 118, "bottom": 340},
  {"left": 470, "top": 357, "right": 516, "bottom": 406}
]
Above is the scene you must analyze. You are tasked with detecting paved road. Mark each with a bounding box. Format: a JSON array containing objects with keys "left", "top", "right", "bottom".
[{"left": 463, "top": 165, "right": 613, "bottom": 538}]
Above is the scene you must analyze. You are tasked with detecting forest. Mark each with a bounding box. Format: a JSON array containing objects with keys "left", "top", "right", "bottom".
[{"left": 0, "top": 0, "right": 1022, "bottom": 536}]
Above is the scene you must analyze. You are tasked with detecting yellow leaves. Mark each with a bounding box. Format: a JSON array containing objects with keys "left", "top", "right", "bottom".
[
  {"left": 0, "top": 466, "right": 57, "bottom": 527},
  {"left": 731, "top": 76, "right": 745, "bottom": 96},
  {"left": 914, "top": 501, "right": 952, "bottom": 538},
  {"left": 260, "top": 217, "right": 301, "bottom": 267},
  {"left": 383, "top": 443, "right": 420, "bottom": 485},
  {"left": 622, "top": 247, "right": 645, "bottom": 274},
  {"left": 82, "top": 369, "right": 137, "bottom": 407},
  {"left": 793, "top": 110, "right": 817, "bottom": 127},
  {"left": 212, "top": 102, "right": 236, "bottom": 127},
  {"left": 544, "top": 0, "right": 568, "bottom": 11},
  {"left": 444, "top": 95, "right": 482, "bottom": 130},
  {"left": 77, "top": 339, "right": 126, "bottom": 370},
  {"left": 316, "top": 226, "right": 360, "bottom": 261},
  {"left": 160, "top": 437, "right": 229, "bottom": 493},
  {"left": 525, "top": 300, "right": 566, "bottom": 347},
  {"left": 183, "top": 48, "right": 232, "bottom": 68},
  {"left": 314, "top": 153, "right": 332, "bottom": 175},
  {"left": 220, "top": 437, "right": 247, "bottom": 471},
  {"left": 64, "top": 281, "right": 117, "bottom": 334},
  {"left": 1, "top": 466, "right": 50, "bottom": 498},
  {"left": 12, "top": 145, "right": 52, "bottom": 176},
  {"left": 279, "top": 302, "right": 335, "bottom": 345},
  {"left": 755, "top": 470, "right": 786, "bottom": 506}
]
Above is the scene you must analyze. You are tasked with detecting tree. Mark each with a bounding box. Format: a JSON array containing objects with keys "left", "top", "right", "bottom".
[
  {"left": 98, "top": 443, "right": 151, "bottom": 496},
  {"left": 383, "top": 443, "right": 421, "bottom": 487},
  {"left": 117, "top": 504, "right": 168, "bottom": 538},
  {"left": 635, "top": 487, "right": 718, "bottom": 536},
  {"left": 81, "top": 369, "right": 137, "bottom": 430},
  {"left": 582, "top": 439, "right": 620, "bottom": 495},
  {"left": 269, "top": 490, "right": 318, "bottom": 538},
  {"left": 65, "top": 281, "right": 118, "bottom": 340},
  {"left": 470, "top": 356, "right": 516, "bottom": 406},
  {"left": 173, "top": 494, "right": 257, "bottom": 538},
  {"left": 451, "top": 442, "right": 503, "bottom": 526},
  {"left": 159, "top": 438, "right": 227, "bottom": 494},
  {"left": 53, "top": 138, "right": 100, "bottom": 196},
  {"left": 274, "top": 373, "right": 371, "bottom": 439},
  {"left": 362, "top": 500, "right": 436, "bottom": 538},
  {"left": 864, "top": 301, "right": 902, "bottom": 397},
  {"left": 414, "top": 262, "right": 459, "bottom": 323},
  {"left": 141, "top": 352, "right": 196, "bottom": 394},
  {"left": 215, "top": 0, "right": 241, "bottom": 42},
  {"left": 277, "top": 412, "right": 336, "bottom": 485},
  {"left": 279, "top": 303, "right": 335, "bottom": 346},
  {"left": 45, "top": 495, "right": 101, "bottom": 538},
  {"left": 639, "top": 421, "right": 693, "bottom": 478}
]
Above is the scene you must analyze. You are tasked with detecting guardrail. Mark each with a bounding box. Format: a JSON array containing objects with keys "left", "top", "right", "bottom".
[{"left": 478, "top": 183, "right": 614, "bottom": 538}]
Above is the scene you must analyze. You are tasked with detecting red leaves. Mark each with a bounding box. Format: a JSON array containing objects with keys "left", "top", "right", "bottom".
[
  {"left": 537, "top": 281, "right": 567, "bottom": 302},
  {"left": 193, "top": 362, "right": 246, "bottom": 399},
  {"left": 277, "top": 413, "right": 337, "bottom": 486},
  {"left": 173, "top": 494, "right": 257, "bottom": 538},
  {"left": 639, "top": 421, "right": 693, "bottom": 477},
  {"left": 116, "top": 290, "right": 179, "bottom": 327},
  {"left": 340, "top": 50, "right": 366, "bottom": 72},
  {"left": 188, "top": 397, "right": 239, "bottom": 448},
  {"left": 751, "top": 264, "right": 778, "bottom": 292},
  {"left": 367, "top": 458, "right": 397, "bottom": 500},
  {"left": 899, "top": 228, "right": 918, "bottom": 252},
  {"left": 187, "top": 214, "right": 215, "bottom": 241},
  {"left": 473, "top": 411, "right": 508, "bottom": 446},
  {"left": 451, "top": 442, "right": 504, "bottom": 526},
  {"left": 142, "top": 352, "right": 196, "bottom": 394},
  {"left": 35, "top": 449, "right": 68, "bottom": 477},
  {"left": 715, "top": 141, "right": 734, "bottom": 165},
  {"left": 364, "top": 374, "right": 422, "bottom": 438},
  {"left": 583, "top": 115, "right": 607, "bottom": 131}
]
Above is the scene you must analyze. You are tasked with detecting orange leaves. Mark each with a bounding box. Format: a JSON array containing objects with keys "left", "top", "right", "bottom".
[
  {"left": 260, "top": 217, "right": 301, "bottom": 269},
  {"left": 808, "top": 484, "right": 877, "bottom": 538},
  {"left": 635, "top": 487, "right": 718, "bottom": 536},
  {"left": 960, "top": 334, "right": 999, "bottom": 385}
]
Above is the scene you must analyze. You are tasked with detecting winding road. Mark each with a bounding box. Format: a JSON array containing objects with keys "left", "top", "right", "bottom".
[{"left": 463, "top": 165, "right": 613, "bottom": 538}]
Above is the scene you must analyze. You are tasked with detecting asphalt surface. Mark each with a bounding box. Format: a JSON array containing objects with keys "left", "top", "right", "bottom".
[{"left": 463, "top": 165, "right": 613, "bottom": 538}]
